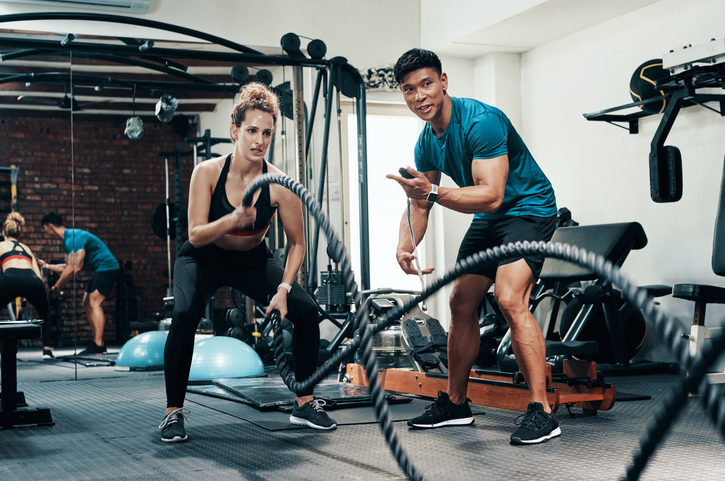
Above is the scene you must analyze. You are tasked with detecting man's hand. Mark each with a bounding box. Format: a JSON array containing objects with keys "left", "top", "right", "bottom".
[
  {"left": 50, "top": 285, "right": 63, "bottom": 296},
  {"left": 386, "top": 166, "right": 432, "bottom": 201},
  {"left": 37, "top": 259, "right": 47, "bottom": 269},
  {"left": 396, "top": 251, "right": 435, "bottom": 276}
]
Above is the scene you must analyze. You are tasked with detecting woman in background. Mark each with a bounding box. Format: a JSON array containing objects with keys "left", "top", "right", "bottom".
[{"left": 0, "top": 212, "right": 52, "bottom": 359}]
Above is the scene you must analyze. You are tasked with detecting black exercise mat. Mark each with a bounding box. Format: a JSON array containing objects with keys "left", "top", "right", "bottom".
[
  {"left": 188, "top": 383, "right": 413, "bottom": 411},
  {"left": 214, "top": 377, "right": 378, "bottom": 409},
  {"left": 616, "top": 391, "right": 651, "bottom": 402},
  {"left": 186, "top": 391, "right": 486, "bottom": 431},
  {"left": 187, "top": 384, "right": 247, "bottom": 403},
  {"left": 55, "top": 352, "right": 117, "bottom": 367}
]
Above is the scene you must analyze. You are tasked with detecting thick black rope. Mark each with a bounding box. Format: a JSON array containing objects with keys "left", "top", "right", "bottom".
[{"left": 242, "top": 173, "right": 725, "bottom": 481}]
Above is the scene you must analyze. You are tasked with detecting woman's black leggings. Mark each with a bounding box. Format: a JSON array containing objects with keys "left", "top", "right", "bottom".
[
  {"left": 164, "top": 241, "right": 320, "bottom": 408},
  {"left": 0, "top": 268, "right": 51, "bottom": 346}
]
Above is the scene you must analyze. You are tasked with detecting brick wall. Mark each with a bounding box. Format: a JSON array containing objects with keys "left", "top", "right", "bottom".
[{"left": 0, "top": 110, "right": 210, "bottom": 346}]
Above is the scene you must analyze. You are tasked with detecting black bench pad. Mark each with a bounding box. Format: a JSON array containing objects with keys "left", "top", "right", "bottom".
[{"left": 673, "top": 284, "right": 725, "bottom": 304}]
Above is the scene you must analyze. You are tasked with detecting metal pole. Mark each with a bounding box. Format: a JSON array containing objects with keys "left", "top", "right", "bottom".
[
  {"left": 164, "top": 157, "right": 172, "bottom": 298},
  {"left": 293, "top": 65, "right": 308, "bottom": 290},
  {"left": 305, "top": 68, "right": 325, "bottom": 159},
  {"left": 308, "top": 67, "right": 334, "bottom": 291},
  {"left": 175, "top": 145, "right": 184, "bottom": 254},
  {"left": 354, "top": 71, "right": 370, "bottom": 290}
]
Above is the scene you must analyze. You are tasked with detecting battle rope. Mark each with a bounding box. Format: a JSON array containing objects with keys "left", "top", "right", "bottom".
[{"left": 242, "top": 173, "right": 724, "bottom": 481}]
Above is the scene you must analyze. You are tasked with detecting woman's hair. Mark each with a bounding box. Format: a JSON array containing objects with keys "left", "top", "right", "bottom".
[
  {"left": 230, "top": 82, "right": 280, "bottom": 133},
  {"left": 3, "top": 212, "right": 25, "bottom": 238}
]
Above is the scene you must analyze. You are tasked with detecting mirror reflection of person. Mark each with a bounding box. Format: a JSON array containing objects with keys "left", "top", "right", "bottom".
[
  {"left": 0, "top": 212, "right": 53, "bottom": 359},
  {"left": 159, "top": 82, "right": 336, "bottom": 443},
  {"left": 387, "top": 49, "right": 560, "bottom": 445},
  {"left": 39, "top": 212, "right": 120, "bottom": 355}
]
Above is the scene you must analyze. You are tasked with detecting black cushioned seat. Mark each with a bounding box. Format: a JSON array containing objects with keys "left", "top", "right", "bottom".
[
  {"left": 545, "top": 340, "right": 599, "bottom": 357},
  {"left": 672, "top": 284, "right": 725, "bottom": 304}
]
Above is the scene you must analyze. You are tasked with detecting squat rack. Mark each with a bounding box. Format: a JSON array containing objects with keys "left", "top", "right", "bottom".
[{"left": 0, "top": 12, "right": 372, "bottom": 291}]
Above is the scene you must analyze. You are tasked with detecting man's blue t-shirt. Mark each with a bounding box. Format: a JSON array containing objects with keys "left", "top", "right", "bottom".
[
  {"left": 414, "top": 96, "right": 557, "bottom": 220},
  {"left": 63, "top": 229, "right": 119, "bottom": 272}
]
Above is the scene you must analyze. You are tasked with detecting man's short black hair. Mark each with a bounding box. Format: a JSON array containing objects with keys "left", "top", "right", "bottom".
[
  {"left": 41, "top": 211, "right": 63, "bottom": 227},
  {"left": 393, "top": 48, "right": 442, "bottom": 85}
]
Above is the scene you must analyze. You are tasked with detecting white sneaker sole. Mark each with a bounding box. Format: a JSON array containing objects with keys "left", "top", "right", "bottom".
[
  {"left": 511, "top": 426, "right": 561, "bottom": 445},
  {"left": 408, "top": 417, "right": 475, "bottom": 428},
  {"left": 289, "top": 415, "right": 337, "bottom": 430},
  {"left": 161, "top": 434, "right": 188, "bottom": 443}
]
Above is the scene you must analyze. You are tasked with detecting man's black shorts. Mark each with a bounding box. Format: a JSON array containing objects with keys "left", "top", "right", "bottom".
[
  {"left": 456, "top": 215, "right": 557, "bottom": 281},
  {"left": 86, "top": 269, "right": 119, "bottom": 298}
]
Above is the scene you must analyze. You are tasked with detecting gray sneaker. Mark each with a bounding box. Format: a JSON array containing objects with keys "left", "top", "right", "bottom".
[
  {"left": 159, "top": 408, "right": 188, "bottom": 443},
  {"left": 290, "top": 399, "right": 337, "bottom": 430}
]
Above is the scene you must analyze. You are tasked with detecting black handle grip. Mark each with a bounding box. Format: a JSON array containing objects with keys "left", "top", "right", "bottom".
[{"left": 399, "top": 167, "right": 414, "bottom": 179}]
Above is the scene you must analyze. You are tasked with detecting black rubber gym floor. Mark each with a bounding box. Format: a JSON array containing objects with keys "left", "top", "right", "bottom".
[{"left": 1, "top": 347, "right": 723, "bottom": 481}]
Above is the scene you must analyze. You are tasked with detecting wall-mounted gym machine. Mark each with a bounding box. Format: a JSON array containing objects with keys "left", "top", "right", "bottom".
[{"left": 584, "top": 37, "right": 725, "bottom": 203}]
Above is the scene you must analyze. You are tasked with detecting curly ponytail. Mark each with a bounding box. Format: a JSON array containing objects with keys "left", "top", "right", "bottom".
[
  {"left": 3, "top": 212, "right": 25, "bottom": 238},
  {"left": 231, "top": 82, "right": 280, "bottom": 133}
]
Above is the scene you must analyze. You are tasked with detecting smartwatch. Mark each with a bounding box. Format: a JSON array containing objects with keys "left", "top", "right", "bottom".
[{"left": 426, "top": 184, "right": 439, "bottom": 203}]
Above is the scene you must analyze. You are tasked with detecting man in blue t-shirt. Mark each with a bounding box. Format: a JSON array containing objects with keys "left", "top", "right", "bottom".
[
  {"left": 40, "top": 211, "right": 120, "bottom": 355},
  {"left": 387, "top": 49, "right": 560, "bottom": 445}
]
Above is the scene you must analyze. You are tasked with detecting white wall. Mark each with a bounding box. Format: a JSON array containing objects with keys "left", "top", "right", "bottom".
[
  {"left": 420, "top": 0, "right": 546, "bottom": 53},
  {"left": 520, "top": 0, "right": 725, "bottom": 358}
]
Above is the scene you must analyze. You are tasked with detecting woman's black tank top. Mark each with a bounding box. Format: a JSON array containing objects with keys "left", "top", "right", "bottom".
[
  {"left": 208, "top": 154, "right": 277, "bottom": 236},
  {"left": 0, "top": 240, "right": 32, "bottom": 270}
]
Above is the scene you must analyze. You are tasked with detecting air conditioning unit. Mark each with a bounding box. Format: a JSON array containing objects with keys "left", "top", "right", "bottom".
[{"left": 0, "top": 0, "right": 151, "bottom": 13}]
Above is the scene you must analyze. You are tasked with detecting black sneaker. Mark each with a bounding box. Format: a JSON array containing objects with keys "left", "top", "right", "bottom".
[
  {"left": 42, "top": 348, "right": 54, "bottom": 360},
  {"left": 77, "top": 343, "right": 107, "bottom": 356},
  {"left": 407, "top": 391, "right": 474, "bottom": 428},
  {"left": 510, "top": 402, "right": 561, "bottom": 445},
  {"left": 290, "top": 399, "right": 337, "bottom": 430},
  {"left": 159, "top": 409, "right": 188, "bottom": 443}
]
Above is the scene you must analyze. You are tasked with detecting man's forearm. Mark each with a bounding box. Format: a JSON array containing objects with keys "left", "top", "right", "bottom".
[
  {"left": 54, "top": 265, "right": 78, "bottom": 289},
  {"left": 46, "top": 263, "right": 66, "bottom": 274},
  {"left": 397, "top": 202, "right": 429, "bottom": 254}
]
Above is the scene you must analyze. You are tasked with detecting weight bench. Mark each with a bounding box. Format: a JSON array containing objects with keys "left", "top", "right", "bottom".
[
  {"left": 498, "top": 222, "right": 674, "bottom": 375},
  {"left": 0, "top": 321, "right": 53, "bottom": 429}
]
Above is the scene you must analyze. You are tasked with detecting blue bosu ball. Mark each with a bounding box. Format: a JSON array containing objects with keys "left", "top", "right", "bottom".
[
  {"left": 115, "top": 331, "right": 168, "bottom": 371},
  {"left": 188, "top": 336, "right": 264, "bottom": 380}
]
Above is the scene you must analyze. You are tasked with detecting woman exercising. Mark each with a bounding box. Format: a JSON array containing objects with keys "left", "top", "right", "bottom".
[
  {"left": 159, "top": 82, "right": 336, "bottom": 443},
  {"left": 0, "top": 212, "right": 52, "bottom": 359}
]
